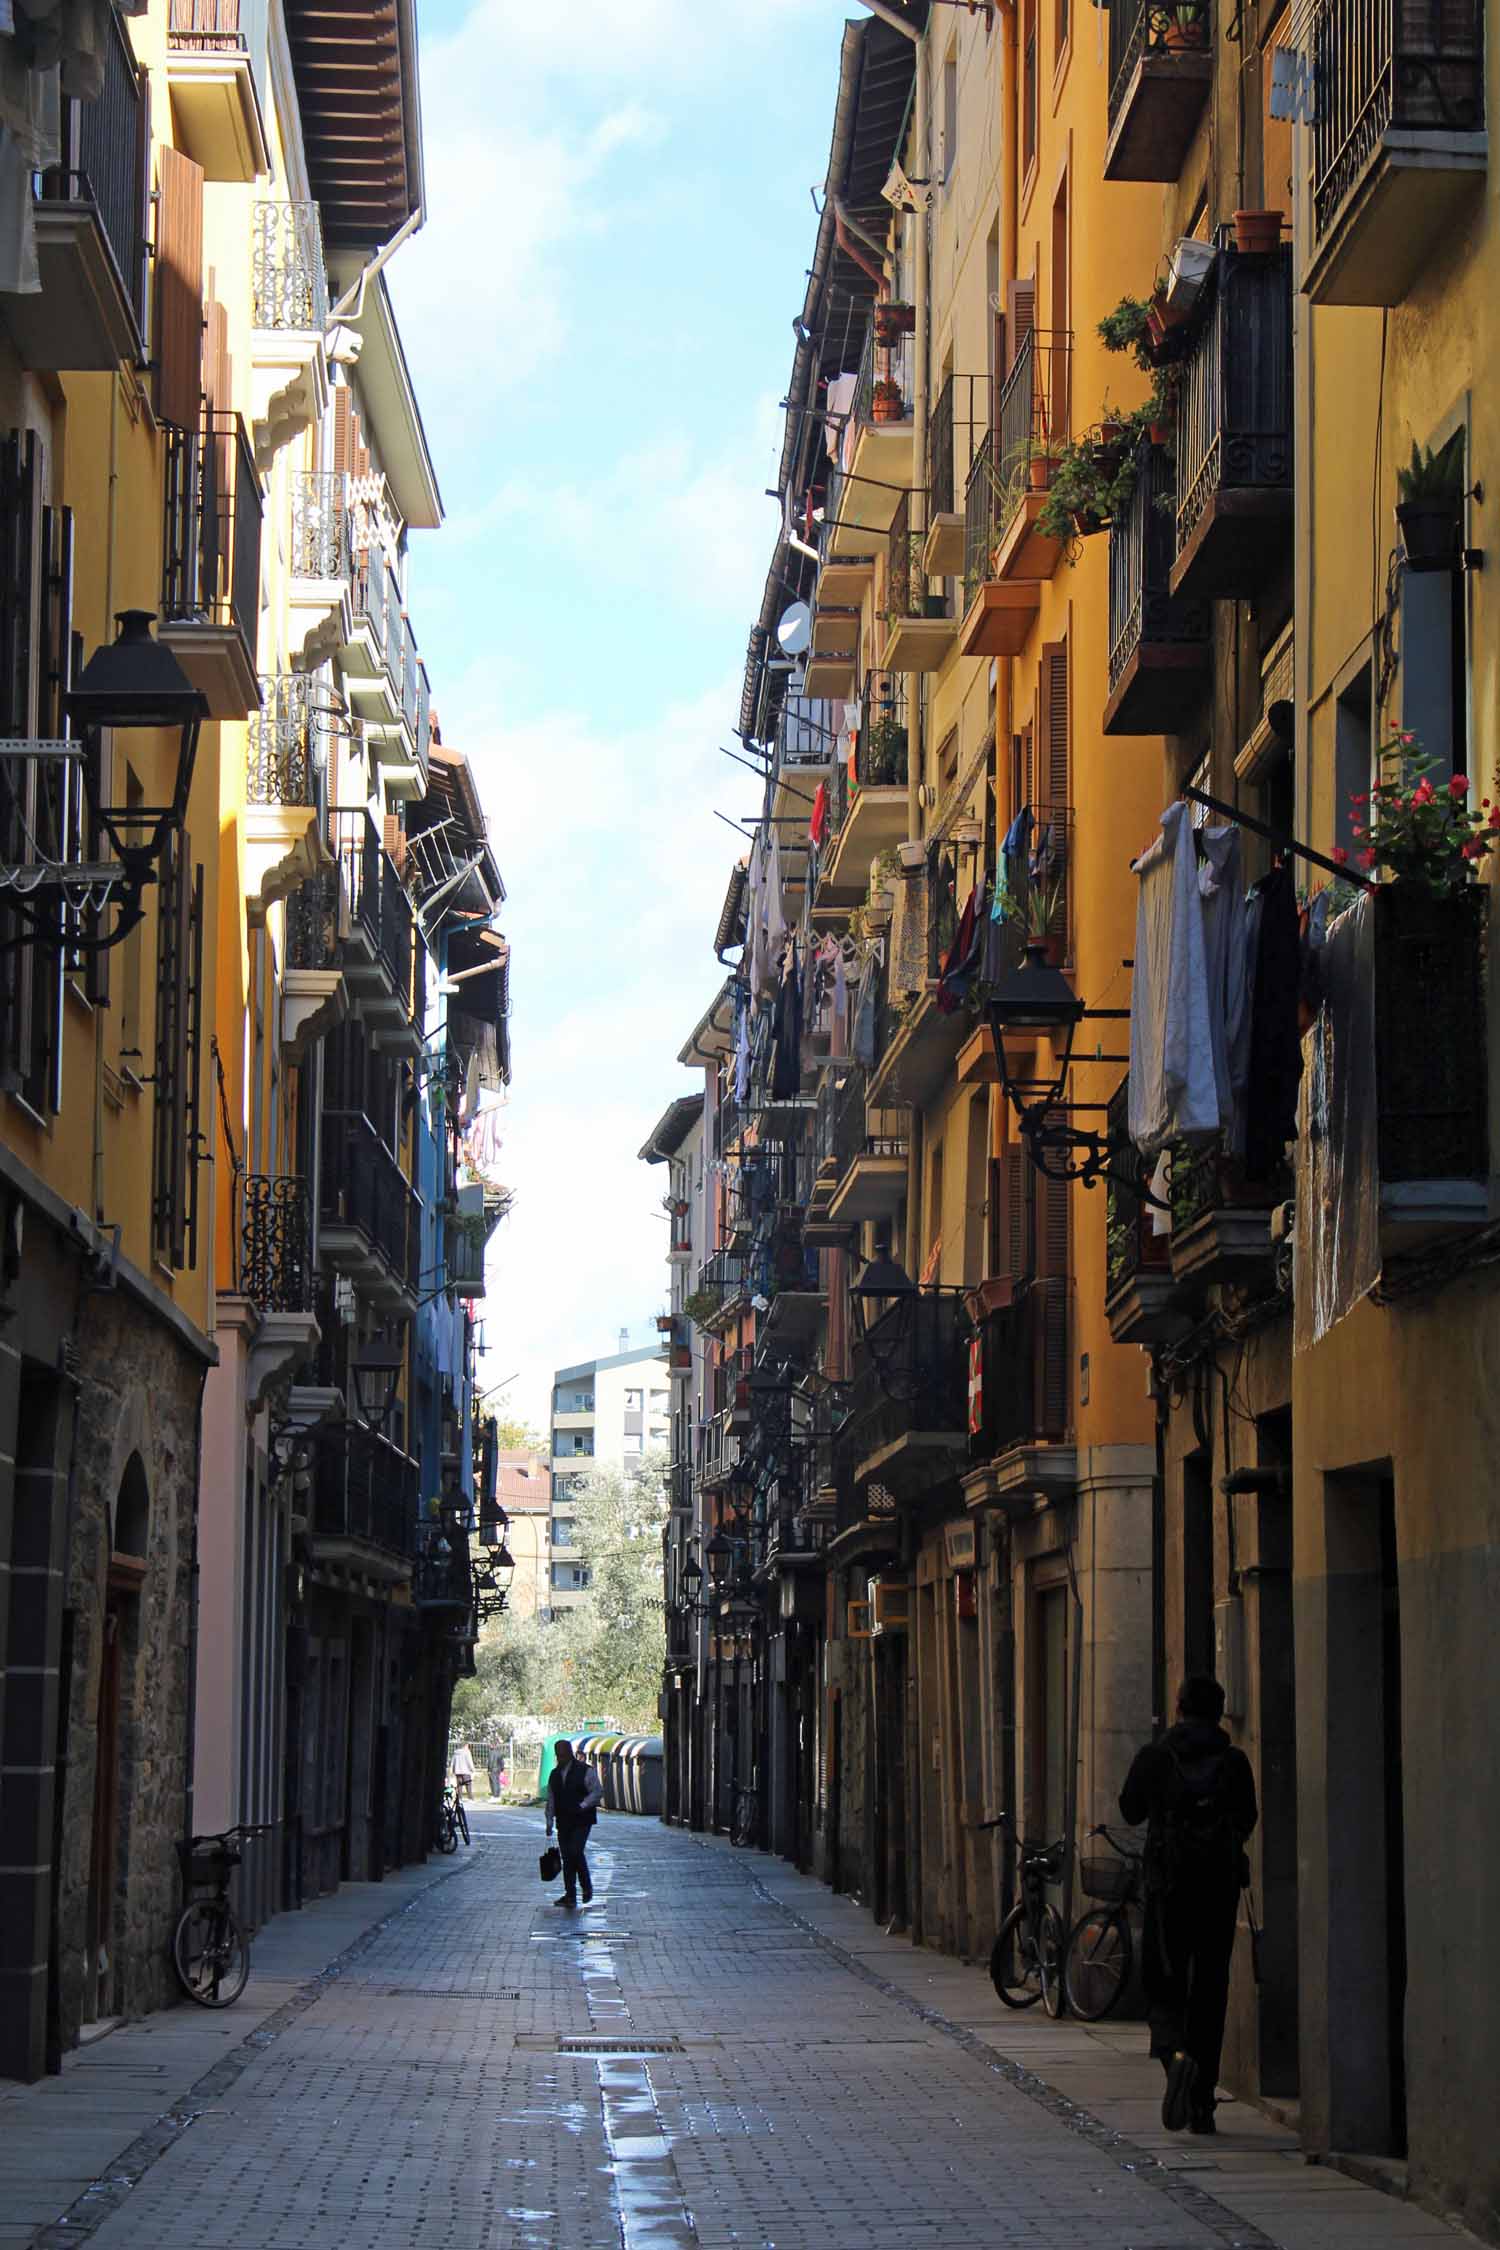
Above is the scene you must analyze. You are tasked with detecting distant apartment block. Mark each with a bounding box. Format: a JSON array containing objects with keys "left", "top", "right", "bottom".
[{"left": 548, "top": 1338, "right": 669, "bottom": 1607}]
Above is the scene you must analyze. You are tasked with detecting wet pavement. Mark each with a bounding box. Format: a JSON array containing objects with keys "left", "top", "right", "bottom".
[{"left": 2, "top": 1809, "right": 1469, "bottom": 2249}]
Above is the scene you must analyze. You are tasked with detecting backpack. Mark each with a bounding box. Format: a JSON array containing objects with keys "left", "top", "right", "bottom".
[{"left": 1152, "top": 1741, "right": 1243, "bottom": 1892}]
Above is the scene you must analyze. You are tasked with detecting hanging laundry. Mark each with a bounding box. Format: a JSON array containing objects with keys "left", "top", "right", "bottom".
[
  {"left": 937, "top": 876, "right": 988, "bottom": 1015},
  {"left": 809, "top": 780, "right": 829, "bottom": 848},
  {"left": 1128, "top": 802, "right": 1219, "bottom": 1153},
  {"left": 1196, "top": 823, "right": 1250, "bottom": 1154},
  {"left": 852, "top": 955, "right": 879, "bottom": 1067},
  {"left": 830, "top": 943, "right": 849, "bottom": 1058},
  {"left": 771, "top": 942, "right": 803, "bottom": 1099},
  {"left": 733, "top": 989, "right": 751, "bottom": 1103}
]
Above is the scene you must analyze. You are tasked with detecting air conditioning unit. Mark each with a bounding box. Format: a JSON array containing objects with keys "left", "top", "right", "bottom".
[{"left": 868, "top": 1577, "right": 910, "bottom": 1634}]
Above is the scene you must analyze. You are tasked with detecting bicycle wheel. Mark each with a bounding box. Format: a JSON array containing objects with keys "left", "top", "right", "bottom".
[
  {"left": 1039, "top": 1905, "right": 1066, "bottom": 2017},
  {"left": 990, "top": 1902, "right": 1044, "bottom": 2008},
  {"left": 1064, "top": 1907, "right": 1133, "bottom": 2022},
  {"left": 436, "top": 1807, "right": 459, "bottom": 1855},
  {"left": 173, "top": 1900, "right": 250, "bottom": 2007},
  {"left": 455, "top": 1800, "right": 470, "bottom": 1847}
]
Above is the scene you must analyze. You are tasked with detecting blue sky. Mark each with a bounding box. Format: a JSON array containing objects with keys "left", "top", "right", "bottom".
[{"left": 389, "top": 0, "right": 851, "bottom": 1435}]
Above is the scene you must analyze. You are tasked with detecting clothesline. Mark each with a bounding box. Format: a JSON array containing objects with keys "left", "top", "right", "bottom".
[{"left": 1181, "top": 787, "right": 1376, "bottom": 891}]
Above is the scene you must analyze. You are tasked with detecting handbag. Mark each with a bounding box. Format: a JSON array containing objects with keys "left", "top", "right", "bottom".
[{"left": 539, "top": 1844, "right": 561, "bottom": 1883}]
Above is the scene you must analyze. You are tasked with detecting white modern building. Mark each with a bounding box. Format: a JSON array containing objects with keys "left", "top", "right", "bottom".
[{"left": 548, "top": 1337, "right": 669, "bottom": 1607}]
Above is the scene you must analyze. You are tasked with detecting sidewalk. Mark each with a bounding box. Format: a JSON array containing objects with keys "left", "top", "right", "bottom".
[
  {"left": 736, "top": 1838, "right": 1472, "bottom": 2250},
  {"left": 0, "top": 1854, "right": 459, "bottom": 2245}
]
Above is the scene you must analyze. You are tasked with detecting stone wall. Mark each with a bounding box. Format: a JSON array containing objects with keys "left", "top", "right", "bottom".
[{"left": 56, "top": 1285, "right": 204, "bottom": 2047}]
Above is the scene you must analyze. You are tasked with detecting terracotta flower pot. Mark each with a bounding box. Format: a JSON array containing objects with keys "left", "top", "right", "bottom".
[
  {"left": 1029, "top": 454, "right": 1057, "bottom": 492},
  {"left": 1163, "top": 19, "right": 1206, "bottom": 51},
  {"left": 871, "top": 380, "right": 904, "bottom": 425},
  {"left": 1233, "top": 209, "right": 1284, "bottom": 254}
]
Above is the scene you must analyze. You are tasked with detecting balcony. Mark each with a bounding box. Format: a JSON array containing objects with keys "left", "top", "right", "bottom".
[
  {"left": 330, "top": 809, "right": 418, "bottom": 1052},
  {"left": 1103, "top": 438, "right": 1210, "bottom": 735},
  {"left": 838, "top": 1292, "right": 969, "bottom": 1499},
  {"left": 344, "top": 542, "right": 393, "bottom": 679},
  {"left": 1307, "top": 0, "right": 1485, "bottom": 306},
  {"left": 445, "top": 1183, "right": 500, "bottom": 1301},
  {"left": 988, "top": 329, "right": 1073, "bottom": 585},
  {"left": 867, "top": 836, "right": 992, "bottom": 1108},
  {"left": 1104, "top": 0, "right": 1214, "bottom": 182},
  {"left": 1171, "top": 245, "right": 1293, "bottom": 602},
  {"left": 281, "top": 868, "right": 347, "bottom": 1057},
  {"left": 817, "top": 671, "right": 909, "bottom": 907},
  {"left": 693, "top": 1247, "right": 749, "bottom": 1336},
  {"left": 309, "top": 1422, "right": 419, "bottom": 1579},
  {"left": 826, "top": 322, "right": 915, "bottom": 555},
  {"left": 165, "top": 0, "right": 269, "bottom": 182},
  {"left": 361, "top": 611, "right": 431, "bottom": 801},
  {"left": 244, "top": 676, "right": 329, "bottom": 921},
  {"left": 962, "top": 1280, "right": 1074, "bottom": 1512},
  {"left": 160, "top": 408, "right": 262, "bottom": 719},
  {"left": 883, "top": 490, "right": 957, "bottom": 674},
  {"left": 412, "top": 1534, "right": 476, "bottom": 1615},
  {"left": 1104, "top": 1082, "right": 1190, "bottom": 1345},
  {"left": 925, "top": 372, "right": 988, "bottom": 576},
  {"left": 290, "top": 471, "right": 351, "bottom": 668},
  {"left": 249, "top": 200, "right": 329, "bottom": 470},
  {"left": 318, "top": 1110, "right": 421, "bottom": 1311},
  {"left": 4, "top": 15, "right": 148, "bottom": 371},
  {"left": 959, "top": 430, "right": 1046, "bottom": 661},
  {"left": 771, "top": 695, "right": 838, "bottom": 825},
  {"left": 1168, "top": 1138, "right": 1280, "bottom": 1290},
  {"left": 239, "top": 1172, "right": 319, "bottom": 1410}
]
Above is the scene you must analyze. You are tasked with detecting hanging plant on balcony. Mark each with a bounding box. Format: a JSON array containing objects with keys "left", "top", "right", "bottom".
[
  {"left": 873, "top": 300, "right": 916, "bottom": 344},
  {"left": 1340, "top": 732, "right": 1497, "bottom": 895},
  {"left": 864, "top": 714, "right": 908, "bottom": 785},
  {"left": 682, "top": 1288, "right": 721, "bottom": 1328},
  {"left": 1036, "top": 430, "right": 1146, "bottom": 545},
  {"left": 1155, "top": 1, "right": 1208, "bottom": 51},
  {"left": 1395, "top": 430, "right": 1466, "bottom": 573},
  {"left": 872, "top": 378, "right": 905, "bottom": 424}
]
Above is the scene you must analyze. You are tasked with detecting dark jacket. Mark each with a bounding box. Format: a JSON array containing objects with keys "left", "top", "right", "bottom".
[
  {"left": 547, "top": 1757, "right": 601, "bottom": 1834},
  {"left": 1119, "top": 1720, "right": 1258, "bottom": 1892}
]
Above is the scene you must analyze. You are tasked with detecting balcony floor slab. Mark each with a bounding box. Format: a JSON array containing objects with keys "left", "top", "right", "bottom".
[{"left": 1307, "top": 130, "right": 1487, "bottom": 308}]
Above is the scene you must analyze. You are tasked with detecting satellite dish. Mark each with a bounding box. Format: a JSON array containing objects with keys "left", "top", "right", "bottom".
[{"left": 777, "top": 601, "right": 812, "bottom": 657}]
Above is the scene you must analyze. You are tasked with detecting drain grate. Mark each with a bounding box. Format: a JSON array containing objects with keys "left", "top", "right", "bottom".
[
  {"left": 373, "top": 1986, "right": 521, "bottom": 1999},
  {"left": 556, "top": 2035, "right": 684, "bottom": 2056}
]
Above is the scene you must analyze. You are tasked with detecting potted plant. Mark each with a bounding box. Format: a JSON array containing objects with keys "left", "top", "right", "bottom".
[
  {"left": 1233, "top": 208, "right": 1285, "bottom": 254},
  {"left": 872, "top": 377, "right": 905, "bottom": 424},
  {"left": 1024, "top": 873, "right": 1068, "bottom": 964},
  {"left": 682, "top": 1288, "right": 721, "bottom": 1329},
  {"left": 1395, "top": 429, "right": 1466, "bottom": 573},
  {"left": 863, "top": 713, "right": 908, "bottom": 785},
  {"left": 874, "top": 300, "right": 916, "bottom": 343},
  {"left": 1346, "top": 733, "right": 1494, "bottom": 894},
  {"left": 1160, "top": 2, "right": 1207, "bottom": 51}
]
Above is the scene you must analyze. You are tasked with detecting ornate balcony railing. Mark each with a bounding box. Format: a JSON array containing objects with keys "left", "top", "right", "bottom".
[
  {"left": 286, "top": 865, "right": 339, "bottom": 971},
  {"left": 252, "top": 199, "right": 327, "bottom": 332},
  {"left": 320, "top": 1110, "right": 421, "bottom": 1295},
  {"left": 833, "top": 1293, "right": 968, "bottom": 1517},
  {"left": 852, "top": 316, "right": 913, "bottom": 429},
  {"left": 964, "top": 426, "right": 999, "bottom": 605},
  {"left": 162, "top": 406, "right": 262, "bottom": 660},
  {"left": 1312, "top": 0, "right": 1484, "bottom": 246},
  {"left": 247, "top": 674, "right": 317, "bottom": 806},
  {"left": 968, "top": 1280, "right": 1070, "bottom": 1459},
  {"left": 995, "top": 327, "right": 1071, "bottom": 538},
  {"left": 331, "top": 808, "right": 412, "bottom": 1000},
  {"left": 1173, "top": 245, "right": 1293, "bottom": 592},
  {"left": 311, "top": 1421, "right": 418, "bottom": 1557},
  {"left": 353, "top": 542, "right": 390, "bottom": 652},
  {"left": 241, "top": 1173, "right": 313, "bottom": 1311},
  {"left": 291, "top": 471, "right": 349, "bottom": 581}
]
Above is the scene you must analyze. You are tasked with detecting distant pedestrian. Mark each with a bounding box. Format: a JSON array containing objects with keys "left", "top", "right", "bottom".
[
  {"left": 1119, "top": 1676, "right": 1257, "bottom": 2136},
  {"left": 451, "top": 1742, "right": 475, "bottom": 1801},
  {"left": 488, "top": 1750, "right": 504, "bottom": 1798},
  {"left": 544, "top": 1739, "right": 603, "bottom": 1908}
]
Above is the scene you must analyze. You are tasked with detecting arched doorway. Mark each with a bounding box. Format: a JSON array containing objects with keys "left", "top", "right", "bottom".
[{"left": 86, "top": 1454, "right": 149, "bottom": 2022}]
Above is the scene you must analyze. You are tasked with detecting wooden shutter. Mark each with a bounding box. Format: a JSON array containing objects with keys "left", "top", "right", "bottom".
[
  {"left": 1033, "top": 1129, "right": 1069, "bottom": 1437},
  {"left": 1038, "top": 640, "right": 1070, "bottom": 809},
  {"left": 1004, "top": 278, "right": 1035, "bottom": 375},
  {"left": 333, "top": 385, "right": 355, "bottom": 473},
  {"left": 152, "top": 833, "right": 201, "bottom": 1267},
  {"left": 1001, "top": 1140, "right": 1027, "bottom": 1279},
  {"left": 155, "top": 146, "right": 204, "bottom": 431}
]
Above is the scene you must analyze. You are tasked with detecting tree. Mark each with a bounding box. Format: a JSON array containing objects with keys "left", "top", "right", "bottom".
[
  {"left": 566, "top": 1454, "right": 668, "bottom": 1729},
  {"left": 489, "top": 1413, "right": 547, "bottom": 1455}
]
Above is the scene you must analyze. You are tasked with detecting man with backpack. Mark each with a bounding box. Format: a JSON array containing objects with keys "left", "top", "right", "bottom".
[{"left": 1119, "top": 1676, "right": 1258, "bottom": 2135}]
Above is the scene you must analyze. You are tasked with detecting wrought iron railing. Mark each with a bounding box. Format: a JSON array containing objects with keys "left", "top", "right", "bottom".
[
  {"left": 292, "top": 471, "right": 349, "bottom": 581},
  {"left": 928, "top": 371, "right": 990, "bottom": 519},
  {"left": 331, "top": 807, "right": 412, "bottom": 1000},
  {"left": 168, "top": 0, "right": 246, "bottom": 44},
  {"left": 411, "top": 1537, "right": 474, "bottom": 1610},
  {"left": 1107, "top": 0, "right": 1212, "bottom": 124},
  {"left": 1174, "top": 246, "right": 1294, "bottom": 560},
  {"left": 1105, "top": 1078, "right": 1164, "bottom": 1300},
  {"left": 311, "top": 1421, "right": 418, "bottom": 1557},
  {"left": 995, "top": 327, "right": 1071, "bottom": 543},
  {"left": 286, "top": 866, "right": 339, "bottom": 971},
  {"left": 1312, "top": 0, "right": 1483, "bottom": 243},
  {"left": 247, "top": 674, "right": 317, "bottom": 806},
  {"left": 241, "top": 1173, "right": 313, "bottom": 1310},
  {"left": 777, "top": 694, "right": 839, "bottom": 769},
  {"left": 968, "top": 1279, "right": 1070, "bottom": 1458},
  {"left": 887, "top": 489, "right": 949, "bottom": 623},
  {"left": 964, "top": 426, "right": 999, "bottom": 603},
  {"left": 1109, "top": 437, "right": 1199, "bottom": 689},
  {"left": 252, "top": 200, "right": 327, "bottom": 331},
  {"left": 852, "top": 316, "right": 914, "bottom": 428},
  {"left": 855, "top": 669, "right": 909, "bottom": 788},
  {"left": 38, "top": 7, "right": 148, "bottom": 334},
  {"left": 837, "top": 1292, "right": 969, "bottom": 1488},
  {"left": 320, "top": 1110, "right": 421, "bottom": 1293},
  {"left": 162, "top": 407, "right": 262, "bottom": 659},
  {"left": 996, "top": 800, "right": 1073, "bottom": 967},
  {"left": 353, "top": 543, "right": 389, "bottom": 652}
]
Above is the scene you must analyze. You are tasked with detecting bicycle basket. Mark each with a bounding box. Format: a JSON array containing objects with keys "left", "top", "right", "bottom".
[
  {"left": 179, "top": 1840, "right": 241, "bottom": 1887},
  {"left": 1079, "top": 1854, "right": 1139, "bottom": 1904}
]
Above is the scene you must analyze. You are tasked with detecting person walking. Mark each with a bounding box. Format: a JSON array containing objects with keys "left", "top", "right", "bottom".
[
  {"left": 1119, "top": 1676, "right": 1258, "bottom": 2136},
  {"left": 544, "top": 1739, "right": 603, "bottom": 1908},
  {"left": 451, "top": 1742, "right": 475, "bottom": 1801}
]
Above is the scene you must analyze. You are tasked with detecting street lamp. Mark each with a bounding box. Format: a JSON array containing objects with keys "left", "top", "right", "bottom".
[{"left": 350, "top": 1337, "right": 403, "bottom": 1433}]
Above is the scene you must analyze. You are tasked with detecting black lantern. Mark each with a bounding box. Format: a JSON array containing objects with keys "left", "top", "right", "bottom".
[
  {"left": 849, "top": 1245, "right": 918, "bottom": 1389},
  {"left": 350, "top": 1337, "right": 403, "bottom": 1431},
  {"left": 68, "top": 609, "right": 208, "bottom": 874},
  {"left": 705, "top": 1529, "right": 735, "bottom": 1587}
]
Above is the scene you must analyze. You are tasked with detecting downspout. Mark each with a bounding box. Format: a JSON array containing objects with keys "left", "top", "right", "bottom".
[
  {"left": 909, "top": 36, "right": 929, "bottom": 848},
  {"left": 994, "top": 0, "right": 1020, "bottom": 850},
  {"left": 833, "top": 205, "right": 885, "bottom": 295}
]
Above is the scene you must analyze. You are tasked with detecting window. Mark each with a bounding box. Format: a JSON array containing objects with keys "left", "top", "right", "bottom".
[
  {"left": 942, "top": 50, "right": 958, "bottom": 182},
  {"left": 1334, "top": 660, "right": 1373, "bottom": 861},
  {"left": 625, "top": 1388, "right": 643, "bottom": 1410},
  {"left": 552, "top": 1519, "right": 573, "bottom": 1546},
  {"left": 1401, "top": 552, "right": 1466, "bottom": 789},
  {"left": 624, "top": 1430, "right": 643, "bottom": 1454},
  {"left": 151, "top": 829, "right": 204, "bottom": 1270},
  {"left": 1021, "top": 0, "right": 1038, "bottom": 181},
  {"left": 1035, "top": 1582, "right": 1070, "bottom": 1847}
]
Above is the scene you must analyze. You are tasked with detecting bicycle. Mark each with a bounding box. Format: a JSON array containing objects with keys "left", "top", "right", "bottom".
[
  {"left": 1063, "top": 1824, "right": 1143, "bottom": 2021},
  {"left": 436, "top": 1783, "right": 470, "bottom": 1853},
  {"left": 731, "top": 1782, "right": 758, "bottom": 1849},
  {"left": 978, "top": 1813, "right": 1065, "bottom": 2015},
  {"left": 171, "top": 1824, "right": 269, "bottom": 2008}
]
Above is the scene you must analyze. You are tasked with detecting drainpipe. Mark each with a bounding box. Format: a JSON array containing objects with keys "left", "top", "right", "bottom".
[
  {"left": 994, "top": 0, "right": 1019, "bottom": 850},
  {"left": 833, "top": 205, "right": 885, "bottom": 295},
  {"left": 909, "top": 33, "right": 930, "bottom": 848}
]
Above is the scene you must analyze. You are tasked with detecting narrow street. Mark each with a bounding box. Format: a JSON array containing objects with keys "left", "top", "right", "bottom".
[{"left": 3, "top": 1813, "right": 1465, "bottom": 2250}]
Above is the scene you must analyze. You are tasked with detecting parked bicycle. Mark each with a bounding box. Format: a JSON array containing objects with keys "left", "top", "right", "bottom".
[
  {"left": 436, "top": 1782, "right": 470, "bottom": 1853},
  {"left": 1062, "top": 1824, "right": 1143, "bottom": 2021},
  {"left": 172, "top": 1824, "right": 270, "bottom": 2008},
  {"left": 978, "top": 1812, "right": 1065, "bottom": 2015},
  {"left": 731, "top": 1781, "right": 759, "bottom": 1850}
]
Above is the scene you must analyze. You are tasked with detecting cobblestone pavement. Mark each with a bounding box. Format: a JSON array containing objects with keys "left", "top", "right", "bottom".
[{"left": 2, "top": 1810, "right": 1471, "bottom": 2250}]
